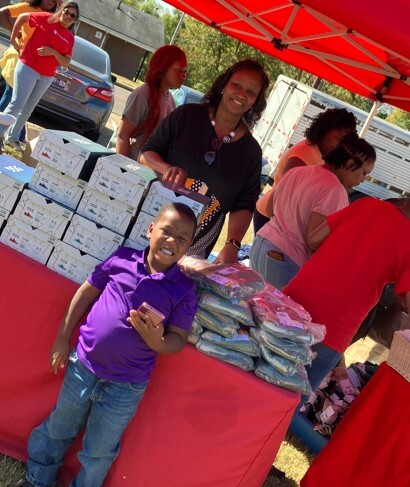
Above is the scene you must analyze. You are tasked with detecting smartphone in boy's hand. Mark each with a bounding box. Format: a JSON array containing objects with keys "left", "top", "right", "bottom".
[{"left": 137, "top": 302, "right": 165, "bottom": 328}]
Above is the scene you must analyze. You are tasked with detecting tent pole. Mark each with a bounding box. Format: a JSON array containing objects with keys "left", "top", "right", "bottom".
[{"left": 359, "top": 100, "right": 381, "bottom": 137}]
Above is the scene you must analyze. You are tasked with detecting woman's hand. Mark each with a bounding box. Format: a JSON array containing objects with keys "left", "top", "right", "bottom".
[
  {"left": 37, "top": 46, "right": 54, "bottom": 57},
  {"left": 163, "top": 166, "right": 188, "bottom": 186},
  {"left": 214, "top": 244, "right": 239, "bottom": 264}
]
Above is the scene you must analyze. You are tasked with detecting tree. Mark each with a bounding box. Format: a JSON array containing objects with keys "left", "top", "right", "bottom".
[{"left": 386, "top": 109, "right": 410, "bottom": 131}]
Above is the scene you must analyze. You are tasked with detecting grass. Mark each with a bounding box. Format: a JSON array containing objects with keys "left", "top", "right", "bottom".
[{"left": 1, "top": 433, "right": 315, "bottom": 486}]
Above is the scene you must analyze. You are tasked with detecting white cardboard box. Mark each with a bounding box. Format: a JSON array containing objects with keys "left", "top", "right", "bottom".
[
  {"left": 77, "top": 187, "right": 136, "bottom": 235},
  {"left": 128, "top": 211, "right": 153, "bottom": 249},
  {"left": 87, "top": 154, "right": 158, "bottom": 207},
  {"left": 0, "top": 156, "right": 35, "bottom": 211},
  {"left": 0, "top": 215, "right": 55, "bottom": 264},
  {"left": 47, "top": 240, "right": 101, "bottom": 284},
  {"left": 63, "top": 214, "right": 124, "bottom": 260},
  {"left": 29, "top": 163, "right": 87, "bottom": 210},
  {"left": 31, "top": 130, "right": 114, "bottom": 181},
  {"left": 0, "top": 207, "right": 10, "bottom": 232},
  {"left": 14, "top": 189, "right": 74, "bottom": 239},
  {"left": 123, "top": 238, "right": 145, "bottom": 251},
  {"left": 141, "top": 180, "right": 211, "bottom": 222}
]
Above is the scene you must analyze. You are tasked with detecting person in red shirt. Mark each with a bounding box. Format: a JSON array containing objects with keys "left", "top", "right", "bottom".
[
  {"left": 283, "top": 196, "right": 410, "bottom": 392},
  {"left": 0, "top": 2, "right": 78, "bottom": 150}
]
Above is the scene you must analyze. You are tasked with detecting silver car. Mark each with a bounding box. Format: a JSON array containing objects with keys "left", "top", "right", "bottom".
[{"left": 35, "top": 36, "right": 115, "bottom": 141}]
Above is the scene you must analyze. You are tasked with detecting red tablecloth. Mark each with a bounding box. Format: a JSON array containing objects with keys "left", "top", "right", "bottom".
[
  {"left": 0, "top": 243, "right": 299, "bottom": 487},
  {"left": 301, "top": 362, "right": 410, "bottom": 487}
]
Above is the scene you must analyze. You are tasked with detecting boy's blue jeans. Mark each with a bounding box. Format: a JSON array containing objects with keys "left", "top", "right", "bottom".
[{"left": 26, "top": 350, "right": 148, "bottom": 487}]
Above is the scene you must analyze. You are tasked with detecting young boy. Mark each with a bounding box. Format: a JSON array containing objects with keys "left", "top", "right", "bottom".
[{"left": 23, "top": 202, "right": 198, "bottom": 487}]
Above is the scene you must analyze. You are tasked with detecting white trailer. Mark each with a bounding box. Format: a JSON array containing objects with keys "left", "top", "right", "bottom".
[{"left": 253, "top": 75, "right": 410, "bottom": 200}]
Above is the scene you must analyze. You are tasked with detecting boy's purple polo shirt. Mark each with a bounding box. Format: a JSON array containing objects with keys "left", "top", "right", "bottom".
[{"left": 76, "top": 247, "right": 197, "bottom": 382}]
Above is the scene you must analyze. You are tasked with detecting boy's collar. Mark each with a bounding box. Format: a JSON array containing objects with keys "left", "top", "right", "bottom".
[{"left": 136, "top": 247, "right": 182, "bottom": 282}]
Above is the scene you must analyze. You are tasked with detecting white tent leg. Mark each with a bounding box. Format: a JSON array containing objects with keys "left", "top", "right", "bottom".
[{"left": 359, "top": 100, "right": 381, "bottom": 137}]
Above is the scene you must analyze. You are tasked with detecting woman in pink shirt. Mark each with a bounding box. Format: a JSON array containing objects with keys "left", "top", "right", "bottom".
[{"left": 250, "top": 132, "right": 376, "bottom": 289}]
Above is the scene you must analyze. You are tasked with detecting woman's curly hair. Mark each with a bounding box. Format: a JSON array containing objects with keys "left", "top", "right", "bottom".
[
  {"left": 202, "top": 59, "right": 270, "bottom": 128},
  {"left": 305, "top": 108, "right": 357, "bottom": 145}
]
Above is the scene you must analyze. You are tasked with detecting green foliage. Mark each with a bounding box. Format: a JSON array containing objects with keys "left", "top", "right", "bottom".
[{"left": 386, "top": 109, "right": 410, "bottom": 131}]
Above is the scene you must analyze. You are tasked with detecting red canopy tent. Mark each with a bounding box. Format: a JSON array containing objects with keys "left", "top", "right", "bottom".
[{"left": 164, "top": 0, "right": 410, "bottom": 113}]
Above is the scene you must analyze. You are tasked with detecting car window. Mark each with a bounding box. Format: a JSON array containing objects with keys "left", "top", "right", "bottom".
[
  {"left": 72, "top": 41, "right": 108, "bottom": 76},
  {"left": 185, "top": 90, "right": 204, "bottom": 104},
  {"left": 171, "top": 87, "right": 186, "bottom": 106},
  {"left": 171, "top": 86, "right": 204, "bottom": 107}
]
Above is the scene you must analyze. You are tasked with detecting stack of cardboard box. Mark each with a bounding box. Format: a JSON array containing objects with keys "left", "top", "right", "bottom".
[{"left": 0, "top": 129, "right": 211, "bottom": 283}]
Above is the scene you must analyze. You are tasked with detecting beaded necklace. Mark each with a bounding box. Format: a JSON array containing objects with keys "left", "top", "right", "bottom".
[
  {"left": 210, "top": 116, "right": 242, "bottom": 143},
  {"left": 204, "top": 115, "right": 242, "bottom": 165}
]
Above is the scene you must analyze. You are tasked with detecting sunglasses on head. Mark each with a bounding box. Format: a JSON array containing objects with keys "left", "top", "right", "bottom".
[{"left": 63, "top": 8, "right": 77, "bottom": 19}]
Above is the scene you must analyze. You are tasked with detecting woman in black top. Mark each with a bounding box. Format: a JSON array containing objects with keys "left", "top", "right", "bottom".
[{"left": 140, "top": 59, "right": 270, "bottom": 261}]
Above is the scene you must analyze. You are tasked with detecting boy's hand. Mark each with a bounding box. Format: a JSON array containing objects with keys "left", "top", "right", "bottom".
[
  {"left": 49, "top": 337, "right": 70, "bottom": 374},
  {"left": 127, "top": 309, "right": 164, "bottom": 351}
]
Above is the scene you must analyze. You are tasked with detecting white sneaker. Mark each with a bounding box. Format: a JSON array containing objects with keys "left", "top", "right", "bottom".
[
  {"left": 0, "top": 113, "right": 16, "bottom": 126},
  {"left": 5, "top": 140, "right": 25, "bottom": 153}
]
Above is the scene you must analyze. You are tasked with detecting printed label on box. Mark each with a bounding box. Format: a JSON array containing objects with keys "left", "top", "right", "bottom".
[
  {"left": 77, "top": 187, "right": 136, "bottom": 235},
  {"left": 14, "top": 189, "right": 73, "bottom": 239},
  {"left": 87, "top": 155, "right": 157, "bottom": 207},
  {"left": 63, "top": 214, "right": 124, "bottom": 260},
  {"left": 128, "top": 211, "right": 153, "bottom": 248},
  {"left": 0, "top": 215, "right": 55, "bottom": 264},
  {"left": 31, "top": 130, "right": 113, "bottom": 180},
  {"left": 0, "top": 207, "right": 9, "bottom": 231},
  {"left": 47, "top": 241, "right": 101, "bottom": 284},
  {"left": 0, "top": 183, "right": 20, "bottom": 212},
  {"left": 0, "top": 155, "right": 35, "bottom": 190},
  {"left": 29, "top": 163, "right": 86, "bottom": 210}
]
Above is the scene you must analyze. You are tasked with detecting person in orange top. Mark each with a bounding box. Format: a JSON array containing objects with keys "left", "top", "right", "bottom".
[{"left": 253, "top": 108, "right": 357, "bottom": 232}]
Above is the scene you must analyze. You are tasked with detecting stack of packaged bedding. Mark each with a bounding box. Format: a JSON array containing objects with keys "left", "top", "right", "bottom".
[
  {"left": 179, "top": 256, "right": 263, "bottom": 371},
  {"left": 179, "top": 257, "right": 327, "bottom": 395},
  {"left": 249, "top": 283, "right": 326, "bottom": 395}
]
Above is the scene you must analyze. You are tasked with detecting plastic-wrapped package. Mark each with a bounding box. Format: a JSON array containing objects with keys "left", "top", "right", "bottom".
[
  {"left": 201, "top": 330, "right": 260, "bottom": 357},
  {"left": 188, "top": 333, "right": 201, "bottom": 345},
  {"left": 185, "top": 262, "right": 265, "bottom": 300},
  {"left": 199, "top": 290, "right": 255, "bottom": 326},
  {"left": 190, "top": 320, "right": 204, "bottom": 336},
  {"left": 179, "top": 255, "right": 214, "bottom": 274},
  {"left": 212, "top": 311, "right": 240, "bottom": 328},
  {"left": 251, "top": 302, "right": 326, "bottom": 345},
  {"left": 254, "top": 359, "right": 312, "bottom": 395},
  {"left": 250, "top": 327, "right": 316, "bottom": 365},
  {"left": 260, "top": 344, "right": 299, "bottom": 376},
  {"left": 195, "top": 307, "right": 239, "bottom": 338},
  {"left": 196, "top": 339, "right": 255, "bottom": 371},
  {"left": 251, "top": 283, "right": 311, "bottom": 322}
]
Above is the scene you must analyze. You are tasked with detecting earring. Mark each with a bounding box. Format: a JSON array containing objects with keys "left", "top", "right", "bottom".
[{"left": 221, "top": 89, "right": 224, "bottom": 94}]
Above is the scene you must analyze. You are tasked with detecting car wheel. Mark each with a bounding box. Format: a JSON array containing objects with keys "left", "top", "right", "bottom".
[{"left": 83, "top": 130, "right": 100, "bottom": 142}]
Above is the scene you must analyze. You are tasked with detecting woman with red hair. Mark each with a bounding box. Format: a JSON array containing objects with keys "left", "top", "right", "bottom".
[{"left": 114, "top": 45, "right": 187, "bottom": 160}]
